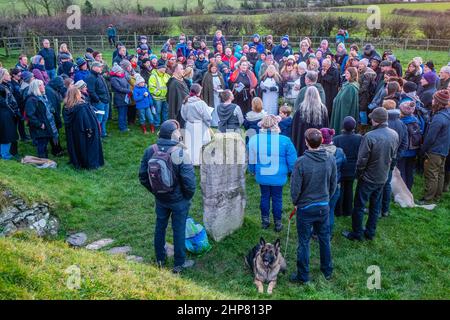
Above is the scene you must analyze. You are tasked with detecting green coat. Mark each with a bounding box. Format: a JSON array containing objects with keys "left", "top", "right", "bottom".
[
  {"left": 331, "top": 81, "right": 360, "bottom": 134},
  {"left": 202, "top": 72, "right": 225, "bottom": 108},
  {"left": 294, "top": 83, "right": 326, "bottom": 113}
]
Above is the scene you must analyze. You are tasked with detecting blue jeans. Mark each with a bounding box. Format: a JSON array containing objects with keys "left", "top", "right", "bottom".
[
  {"left": 117, "top": 105, "right": 128, "bottom": 131},
  {"left": 0, "top": 143, "right": 12, "bottom": 160},
  {"left": 328, "top": 186, "right": 341, "bottom": 234},
  {"left": 352, "top": 179, "right": 384, "bottom": 239},
  {"left": 260, "top": 185, "right": 283, "bottom": 222},
  {"left": 138, "top": 107, "right": 154, "bottom": 125},
  {"left": 296, "top": 205, "right": 332, "bottom": 282},
  {"left": 35, "top": 137, "right": 50, "bottom": 158},
  {"left": 95, "top": 102, "right": 109, "bottom": 137},
  {"left": 153, "top": 100, "right": 168, "bottom": 128},
  {"left": 46, "top": 69, "right": 56, "bottom": 80},
  {"left": 154, "top": 199, "right": 191, "bottom": 267},
  {"left": 381, "top": 169, "right": 393, "bottom": 214}
]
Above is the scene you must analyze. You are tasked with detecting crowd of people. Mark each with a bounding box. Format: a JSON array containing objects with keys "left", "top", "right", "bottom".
[{"left": 0, "top": 29, "right": 449, "bottom": 280}]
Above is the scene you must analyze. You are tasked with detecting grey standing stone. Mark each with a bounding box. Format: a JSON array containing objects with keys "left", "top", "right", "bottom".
[
  {"left": 67, "top": 233, "right": 88, "bottom": 247},
  {"left": 107, "top": 246, "right": 132, "bottom": 255},
  {"left": 85, "top": 238, "right": 114, "bottom": 250},
  {"left": 201, "top": 132, "right": 247, "bottom": 242}
]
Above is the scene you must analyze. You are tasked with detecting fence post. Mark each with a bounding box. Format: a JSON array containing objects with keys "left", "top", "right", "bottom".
[
  {"left": 151, "top": 35, "right": 154, "bottom": 50},
  {"left": 3, "top": 38, "right": 9, "bottom": 57},
  {"left": 426, "top": 39, "right": 430, "bottom": 52},
  {"left": 84, "top": 36, "right": 87, "bottom": 48},
  {"left": 134, "top": 32, "right": 138, "bottom": 49},
  {"left": 54, "top": 38, "right": 59, "bottom": 56},
  {"left": 101, "top": 35, "right": 104, "bottom": 51}
]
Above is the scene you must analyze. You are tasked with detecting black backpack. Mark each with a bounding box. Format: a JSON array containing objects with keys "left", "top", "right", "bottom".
[
  {"left": 147, "top": 145, "right": 178, "bottom": 194},
  {"left": 406, "top": 121, "right": 422, "bottom": 150}
]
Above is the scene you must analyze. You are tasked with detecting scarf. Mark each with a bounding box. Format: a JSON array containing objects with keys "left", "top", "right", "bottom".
[
  {"left": 33, "top": 64, "right": 45, "bottom": 72},
  {"left": 38, "top": 95, "right": 58, "bottom": 139}
]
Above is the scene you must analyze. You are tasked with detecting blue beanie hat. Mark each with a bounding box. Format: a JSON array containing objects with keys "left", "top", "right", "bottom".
[
  {"left": 159, "top": 120, "right": 179, "bottom": 139},
  {"left": 282, "top": 35, "right": 289, "bottom": 42}
]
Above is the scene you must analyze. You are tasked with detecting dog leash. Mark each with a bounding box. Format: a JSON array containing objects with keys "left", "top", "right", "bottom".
[{"left": 284, "top": 207, "right": 297, "bottom": 259}]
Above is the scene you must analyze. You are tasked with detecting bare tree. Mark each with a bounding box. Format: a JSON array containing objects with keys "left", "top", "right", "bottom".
[
  {"left": 111, "top": 0, "right": 131, "bottom": 14},
  {"left": 21, "top": 0, "right": 39, "bottom": 16},
  {"left": 35, "top": 0, "right": 53, "bottom": 16}
]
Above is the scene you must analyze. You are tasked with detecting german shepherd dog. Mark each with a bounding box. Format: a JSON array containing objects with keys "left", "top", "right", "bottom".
[{"left": 245, "top": 237, "right": 287, "bottom": 294}]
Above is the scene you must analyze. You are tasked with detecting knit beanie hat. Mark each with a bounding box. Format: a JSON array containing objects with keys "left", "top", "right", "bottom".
[
  {"left": 21, "top": 71, "right": 33, "bottom": 82},
  {"left": 433, "top": 89, "right": 449, "bottom": 106},
  {"left": 422, "top": 71, "right": 438, "bottom": 85},
  {"left": 399, "top": 101, "right": 416, "bottom": 116},
  {"left": 75, "top": 80, "right": 87, "bottom": 90},
  {"left": 369, "top": 107, "right": 389, "bottom": 123},
  {"left": 91, "top": 61, "right": 103, "bottom": 68},
  {"left": 425, "top": 61, "right": 435, "bottom": 70},
  {"left": 111, "top": 64, "right": 123, "bottom": 74},
  {"left": 343, "top": 116, "right": 357, "bottom": 132},
  {"left": 119, "top": 59, "right": 131, "bottom": 70},
  {"left": 403, "top": 81, "right": 418, "bottom": 93},
  {"left": 320, "top": 128, "right": 335, "bottom": 145},
  {"left": 258, "top": 115, "right": 281, "bottom": 133},
  {"left": 31, "top": 55, "right": 43, "bottom": 65},
  {"left": 135, "top": 74, "right": 145, "bottom": 85},
  {"left": 76, "top": 57, "right": 87, "bottom": 67},
  {"left": 157, "top": 60, "right": 166, "bottom": 69},
  {"left": 159, "top": 120, "right": 180, "bottom": 139},
  {"left": 149, "top": 54, "right": 158, "bottom": 61},
  {"left": 281, "top": 35, "right": 289, "bottom": 42}
]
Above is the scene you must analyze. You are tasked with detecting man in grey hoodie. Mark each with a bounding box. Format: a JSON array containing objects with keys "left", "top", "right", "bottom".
[{"left": 290, "top": 128, "right": 337, "bottom": 284}]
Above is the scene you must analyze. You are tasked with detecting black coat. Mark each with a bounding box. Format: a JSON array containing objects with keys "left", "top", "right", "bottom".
[
  {"left": 291, "top": 108, "right": 329, "bottom": 157},
  {"left": 46, "top": 77, "right": 66, "bottom": 129},
  {"left": 333, "top": 132, "right": 362, "bottom": 179},
  {"left": 24, "top": 95, "right": 54, "bottom": 139},
  {"left": 0, "top": 96, "right": 18, "bottom": 144},
  {"left": 63, "top": 102, "right": 104, "bottom": 169},
  {"left": 318, "top": 66, "right": 339, "bottom": 116},
  {"left": 85, "top": 70, "right": 110, "bottom": 105}
]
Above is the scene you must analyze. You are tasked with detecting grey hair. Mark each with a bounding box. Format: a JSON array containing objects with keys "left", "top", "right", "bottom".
[
  {"left": 29, "top": 79, "right": 44, "bottom": 96},
  {"left": 441, "top": 66, "right": 450, "bottom": 74},
  {"left": 322, "top": 59, "right": 331, "bottom": 66},
  {"left": 305, "top": 71, "right": 318, "bottom": 83},
  {"left": 299, "top": 86, "right": 328, "bottom": 126},
  {"left": 360, "top": 58, "right": 369, "bottom": 67}
]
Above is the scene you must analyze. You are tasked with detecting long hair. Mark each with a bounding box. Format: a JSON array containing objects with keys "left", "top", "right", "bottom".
[
  {"left": 298, "top": 86, "right": 328, "bottom": 126},
  {"left": 29, "top": 79, "right": 44, "bottom": 96},
  {"left": 183, "top": 83, "right": 202, "bottom": 104},
  {"left": 262, "top": 64, "right": 281, "bottom": 82},
  {"left": 64, "top": 86, "right": 84, "bottom": 109}
]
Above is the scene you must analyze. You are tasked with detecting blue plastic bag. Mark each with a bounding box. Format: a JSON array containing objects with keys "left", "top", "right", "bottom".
[{"left": 185, "top": 217, "right": 211, "bottom": 255}]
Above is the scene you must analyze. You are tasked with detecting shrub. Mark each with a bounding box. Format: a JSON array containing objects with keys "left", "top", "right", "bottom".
[
  {"left": 336, "top": 16, "right": 360, "bottom": 32},
  {"left": 179, "top": 16, "right": 214, "bottom": 35},
  {"left": 383, "top": 17, "right": 414, "bottom": 38},
  {"left": 420, "top": 16, "right": 450, "bottom": 40},
  {"left": 214, "top": 17, "right": 256, "bottom": 35}
]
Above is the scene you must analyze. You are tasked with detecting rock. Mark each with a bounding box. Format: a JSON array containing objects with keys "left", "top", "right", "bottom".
[
  {"left": 107, "top": 246, "right": 132, "bottom": 255},
  {"left": 201, "top": 132, "right": 247, "bottom": 242},
  {"left": 12, "top": 210, "right": 35, "bottom": 224},
  {"left": 0, "top": 208, "right": 18, "bottom": 224},
  {"left": 67, "top": 232, "right": 88, "bottom": 247},
  {"left": 85, "top": 238, "right": 114, "bottom": 250},
  {"left": 1, "top": 222, "right": 17, "bottom": 237},
  {"left": 126, "top": 255, "right": 144, "bottom": 263},
  {"left": 45, "top": 217, "right": 59, "bottom": 236},
  {"left": 165, "top": 243, "right": 174, "bottom": 257}
]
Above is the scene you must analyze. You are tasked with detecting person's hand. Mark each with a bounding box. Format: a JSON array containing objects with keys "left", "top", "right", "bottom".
[
  {"left": 144, "top": 92, "right": 149, "bottom": 97},
  {"left": 41, "top": 124, "right": 45, "bottom": 130},
  {"left": 250, "top": 88, "right": 255, "bottom": 95},
  {"left": 294, "top": 84, "right": 300, "bottom": 90}
]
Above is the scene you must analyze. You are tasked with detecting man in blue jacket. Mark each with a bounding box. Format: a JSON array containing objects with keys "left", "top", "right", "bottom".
[
  {"left": 271, "top": 35, "right": 293, "bottom": 64},
  {"left": 38, "top": 39, "right": 57, "bottom": 80},
  {"left": 139, "top": 120, "right": 197, "bottom": 274}
]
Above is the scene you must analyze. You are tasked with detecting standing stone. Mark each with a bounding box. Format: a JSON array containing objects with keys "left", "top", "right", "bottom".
[
  {"left": 201, "top": 132, "right": 247, "bottom": 242},
  {"left": 67, "top": 233, "right": 88, "bottom": 247}
]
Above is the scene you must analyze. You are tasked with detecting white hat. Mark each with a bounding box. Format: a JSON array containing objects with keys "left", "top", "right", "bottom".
[{"left": 135, "top": 74, "right": 145, "bottom": 85}]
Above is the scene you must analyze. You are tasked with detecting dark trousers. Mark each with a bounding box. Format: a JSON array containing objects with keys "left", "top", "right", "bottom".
[
  {"left": 127, "top": 105, "right": 137, "bottom": 125},
  {"left": 352, "top": 179, "right": 384, "bottom": 239},
  {"left": 296, "top": 205, "right": 332, "bottom": 282},
  {"left": 423, "top": 153, "right": 446, "bottom": 201},
  {"left": 398, "top": 156, "right": 416, "bottom": 191},
  {"left": 154, "top": 199, "right": 190, "bottom": 268},
  {"left": 35, "top": 137, "right": 50, "bottom": 158},
  {"left": 117, "top": 105, "right": 128, "bottom": 132},
  {"left": 18, "top": 119, "right": 28, "bottom": 140},
  {"left": 108, "top": 36, "right": 116, "bottom": 46},
  {"left": 259, "top": 185, "right": 283, "bottom": 222},
  {"left": 381, "top": 169, "right": 394, "bottom": 214},
  {"left": 336, "top": 178, "right": 354, "bottom": 217},
  {"left": 50, "top": 138, "right": 63, "bottom": 156}
]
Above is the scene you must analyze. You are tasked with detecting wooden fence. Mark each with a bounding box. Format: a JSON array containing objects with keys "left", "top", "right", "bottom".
[{"left": 1, "top": 34, "right": 450, "bottom": 57}]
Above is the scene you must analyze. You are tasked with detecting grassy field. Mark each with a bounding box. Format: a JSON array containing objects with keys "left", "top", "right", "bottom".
[{"left": 0, "top": 113, "right": 449, "bottom": 299}]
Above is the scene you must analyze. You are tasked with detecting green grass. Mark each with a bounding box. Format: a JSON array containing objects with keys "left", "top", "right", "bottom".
[{"left": 0, "top": 105, "right": 449, "bottom": 299}]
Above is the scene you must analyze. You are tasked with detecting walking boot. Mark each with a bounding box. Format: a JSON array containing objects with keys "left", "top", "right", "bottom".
[
  {"left": 274, "top": 220, "right": 283, "bottom": 232},
  {"left": 141, "top": 125, "right": 148, "bottom": 134},
  {"left": 261, "top": 217, "right": 270, "bottom": 229},
  {"left": 150, "top": 124, "right": 156, "bottom": 134}
]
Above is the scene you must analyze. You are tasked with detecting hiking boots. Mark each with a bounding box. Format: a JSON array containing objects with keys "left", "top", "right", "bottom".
[
  {"left": 149, "top": 124, "right": 156, "bottom": 134},
  {"left": 274, "top": 220, "right": 283, "bottom": 232},
  {"left": 172, "top": 260, "right": 195, "bottom": 274},
  {"left": 141, "top": 125, "right": 148, "bottom": 134},
  {"left": 262, "top": 217, "right": 270, "bottom": 230}
]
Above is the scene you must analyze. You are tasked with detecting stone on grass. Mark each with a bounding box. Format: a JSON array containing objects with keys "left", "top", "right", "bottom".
[
  {"left": 201, "top": 132, "right": 247, "bottom": 242},
  {"left": 126, "top": 255, "right": 144, "bottom": 263},
  {"left": 107, "top": 246, "right": 132, "bottom": 255},
  {"left": 67, "top": 233, "right": 88, "bottom": 247},
  {"left": 85, "top": 238, "right": 114, "bottom": 250},
  {"left": 165, "top": 243, "right": 174, "bottom": 257}
]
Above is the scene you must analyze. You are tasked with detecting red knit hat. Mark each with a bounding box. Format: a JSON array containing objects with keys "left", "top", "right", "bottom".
[
  {"left": 433, "top": 89, "right": 449, "bottom": 106},
  {"left": 320, "top": 128, "right": 336, "bottom": 145}
]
